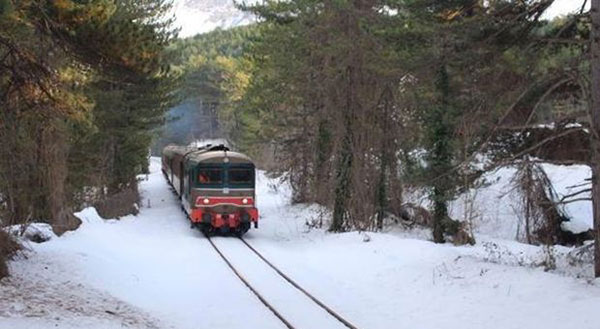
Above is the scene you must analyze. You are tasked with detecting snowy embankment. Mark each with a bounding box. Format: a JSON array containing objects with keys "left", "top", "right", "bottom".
[
  {"left": 1, "top": 158, "right": 599, "bottom": 329},
  {"left": 446, "top": 164, "right": 593, "bottom": 239}
]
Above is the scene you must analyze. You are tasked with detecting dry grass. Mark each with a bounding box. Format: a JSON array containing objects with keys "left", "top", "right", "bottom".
[{"left": 0, "top": 230, "right": 21, "bottom": 279}]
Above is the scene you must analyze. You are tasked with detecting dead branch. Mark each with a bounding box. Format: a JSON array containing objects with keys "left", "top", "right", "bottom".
[
  {"left": 525, "top": 77, "right": 574, "bottom": 126},
  {"left": 555, "top": 197, "right": 592, "bottom": 205},
  {"left": 487, "top": 127, "right": 587, "bottom": 171},
  {"left": 560, "top": 188, "right": 592, "bottom": 202}
]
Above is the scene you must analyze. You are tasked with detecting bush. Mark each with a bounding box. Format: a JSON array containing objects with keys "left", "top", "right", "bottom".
[
  {"left": 0, "top": 230, "right": 21, "bottom": 279},
  {"left": 94, "top": 183, "right": 140, "bottom": 219}
]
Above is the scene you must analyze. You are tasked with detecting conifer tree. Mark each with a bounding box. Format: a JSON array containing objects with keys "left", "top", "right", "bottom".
[{"left": 0, "top": 0, "right": 176, "bottom": 230}]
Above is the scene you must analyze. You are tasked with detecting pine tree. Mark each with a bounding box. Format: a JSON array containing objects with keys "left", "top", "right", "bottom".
[
  {"left": 425, "top": 65, "right": 457, "bottom": 243},
  {"left": 239, "top": 0, "right": 403, "bottom": 231},
  {"left": 0, "top": 0, "right": 177, "bottom": 231}
]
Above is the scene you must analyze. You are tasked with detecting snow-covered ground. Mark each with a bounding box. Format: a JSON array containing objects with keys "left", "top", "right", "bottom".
[
  {"left": 1, "top": 158, "right": 599, "bottom": 329},
  {"left": 446, "top": 164, "right": 592, "bottom": 240}
]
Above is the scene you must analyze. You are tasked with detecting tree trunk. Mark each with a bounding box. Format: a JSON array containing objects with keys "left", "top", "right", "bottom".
[
  {"left": 331, "top": 64, "right": 356, "bottom": 232},
  {"left": 590, "top": 0, "right": 600, "bottom": 278},
  {"left": 331, "top": 133, "right": 352, "bottom": 232},
  {"left": 375, "top": 86, "right": 393, "bottom": 230},
  {"left": 430, "top": 65, "right": 453, "bottom": 243},
  {"left": 314, "top": 118, "right": 331, "bottom": 205},
  {"left": 330, "top": 6, "right": 359, "bottom": 232}
]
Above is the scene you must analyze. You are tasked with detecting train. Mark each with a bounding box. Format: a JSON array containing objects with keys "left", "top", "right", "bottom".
[{"left": 161, "top": 143, "right": 259, "bottom": 236}]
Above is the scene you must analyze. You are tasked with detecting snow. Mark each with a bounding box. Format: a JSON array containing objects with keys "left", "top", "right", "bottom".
[
  {"left": 543, "top": 164, "right": 592, "bottom": 234},
  {"left": 543, "top": 0, "right": 590, "bottom": 20},
  {"left": 210, "top": 237, "right": 349, "bottom": 329},
  {"left": 74, "top": 207, "right": 106, "bottom": 225},
  {"left": 189, "top": 138, "right": 229, "bottom": 148},
  {"left": 2, "top": 157, "right": 600, "bottom": 329},
  {"left": 6, "top": 223, "right": 56, "bottom": 243},
  {"left": 448, "top": 163, "right": 593, "bottom": 239},
  {"left": 172, "top": 0, "right": 257, "bottom": 38}
]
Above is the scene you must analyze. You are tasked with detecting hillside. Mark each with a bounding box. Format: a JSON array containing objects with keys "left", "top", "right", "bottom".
[{"left": 174, "top": 0, "right": 255, "bottom": 37}]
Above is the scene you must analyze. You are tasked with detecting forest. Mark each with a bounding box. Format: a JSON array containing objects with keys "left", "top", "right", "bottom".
[
  {"left": 1, "top": 1, "right": 600, "bottom": 327},
  {"left": 0, "top": 0, "right": 177, "bottom": 276},
  {"left": 170, "top": 0, "right": 599, "bottom": 272}
]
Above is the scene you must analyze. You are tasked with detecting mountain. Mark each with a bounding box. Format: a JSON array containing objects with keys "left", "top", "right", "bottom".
[
  {"left": 172, "top": 0, "right": 585, "bottom": 38},
  {"left": 173, "top": 0, "right": 255, "bottom": 38}
]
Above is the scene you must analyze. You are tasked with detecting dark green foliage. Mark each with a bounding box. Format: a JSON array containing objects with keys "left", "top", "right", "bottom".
[
  {"left": 331, "top": 131, "right": 354, "bottom": 232},
  {"left": 238, "top": 0, "right": 408, "bottom": 231},
  {"left": 374, "top": 86, "right": 396, "bottom": 230},
  {"left": 160, "top": 26, "right": 260, "bottom": 152},
  {"left": 0, "top": 0, "right": 12, "bottom": 17},
  {"left": 425, "top": 65, "right": 457, "bottom": 243},
  {"left": 170, "top": 27, "right": 257, "bottom": 66},
  {"left": 0, "top": 0, "right": 176, "bottom": 236},
  {"left": 169, "top": 25, "right": 259, "bottom": 102},
  {"left": 393, "top": 0, "right": 578, "bottom": 242},
  {"left": 72, "top": 73, "right": 177, "bottom": 195},
  {"left": 62, "top": 0, "right": 178, "bottom": 196},
  {"left": 230, "top": 0, "right": 586, "bottom": 241}
]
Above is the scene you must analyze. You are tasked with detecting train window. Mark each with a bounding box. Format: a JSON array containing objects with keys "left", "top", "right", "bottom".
[
  {"left": 229, "top": 169, "right": 253, "bottom": 185},
  {"left": 197, "top": 169, "right": 222, "bottom": 185}
]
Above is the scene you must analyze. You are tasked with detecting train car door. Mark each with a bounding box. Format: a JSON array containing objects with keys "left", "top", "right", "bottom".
[
  {"left": 170, "top": 159, "right": 174, "bottom": 183},
  {"left": 179, "top": 161, "right": 185, "bottom": 197},
  {"left": 181, "top": 165, "right": 191, "bottom": 214}
]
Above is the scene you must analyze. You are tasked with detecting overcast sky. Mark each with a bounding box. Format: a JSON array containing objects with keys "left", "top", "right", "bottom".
[
  {"left": 173, "top": 0, "right": 590, "bottom": 38},
  {"left": 543, "top": 0, "right": 589, "bottom": 19}
]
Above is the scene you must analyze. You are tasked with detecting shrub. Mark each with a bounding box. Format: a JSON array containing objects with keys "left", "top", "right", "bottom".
[
  {"left": 94, "top": 183, "right": 140, "bottom": 219},
  {"left": 0, "top": 230, "right": 21, "bottom": 279}
]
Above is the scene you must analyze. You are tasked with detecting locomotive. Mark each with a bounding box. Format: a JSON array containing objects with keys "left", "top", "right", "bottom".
[{"left": 161, "top": 144, "right": 258, "bottom": 236}]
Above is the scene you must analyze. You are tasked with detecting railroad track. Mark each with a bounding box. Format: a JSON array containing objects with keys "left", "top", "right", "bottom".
[{"left": 205, "top": 235, "right": 359, "bottom": 329}]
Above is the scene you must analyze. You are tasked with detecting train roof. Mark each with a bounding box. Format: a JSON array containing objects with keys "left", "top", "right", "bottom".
[
  {"left": 187, "top": 150, "right": 252, "bottom": 164},
  {"left": 162, "top": 145, "right": 194, "bottom": 157},
  {"left": 162, "top": 144, "right": 254, "bottom": 165}
]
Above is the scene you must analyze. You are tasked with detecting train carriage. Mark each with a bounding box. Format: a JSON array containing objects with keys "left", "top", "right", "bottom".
[{"left": 162, "top": 144, "right": 258, "bottom": 236}]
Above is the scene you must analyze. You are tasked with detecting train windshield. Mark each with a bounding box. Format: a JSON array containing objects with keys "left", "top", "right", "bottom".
[
  {"left": 197, "top": 168, "right": 223, "bottom": 185},
  {"left": 229, "top": 168, "right": 254, "bottom": 186}
]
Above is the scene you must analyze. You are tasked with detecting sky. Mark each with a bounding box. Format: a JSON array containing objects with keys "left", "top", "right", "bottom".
[
  {"left": 542, "top": 0, "right": 589, "bottom": 19},
  {"left": 173, "top": 0, "right": 591, "bottom": 38}
]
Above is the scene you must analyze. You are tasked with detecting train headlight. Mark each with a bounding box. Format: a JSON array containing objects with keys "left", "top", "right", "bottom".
[
  {"left": 203, "top": 198, "right": 210, "bottom": 205},
  {"left": 242, "top": 198, "right": 248, "bottom": 204}
]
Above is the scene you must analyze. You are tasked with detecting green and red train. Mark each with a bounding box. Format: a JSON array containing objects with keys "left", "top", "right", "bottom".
[{"left": 161, "top": 144, "right": 258, "bottom": 236}]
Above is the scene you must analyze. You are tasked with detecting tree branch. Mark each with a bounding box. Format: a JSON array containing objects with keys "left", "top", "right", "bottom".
[
  {"left": 556, "top": 197, "right": 592, "bottom": 205},
  {"left": 560, "top": 188, "right": 592, "bottom": 202}
]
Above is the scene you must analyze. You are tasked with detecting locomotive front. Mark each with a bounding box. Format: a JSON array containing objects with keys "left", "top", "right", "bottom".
[{"left": 184, "top": 150, "right": 258, "bottom": 235}]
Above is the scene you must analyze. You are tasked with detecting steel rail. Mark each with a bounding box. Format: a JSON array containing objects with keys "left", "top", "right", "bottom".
[
  {"left": 205, "top": 236, "right": 295, "bottom": 329},
  {"left": 239, "top": 237, "right": 359, "bottom": 329}
]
